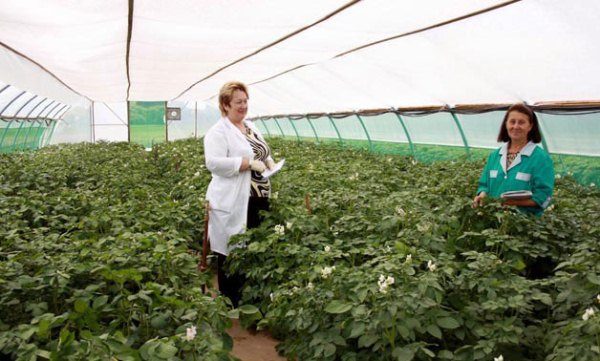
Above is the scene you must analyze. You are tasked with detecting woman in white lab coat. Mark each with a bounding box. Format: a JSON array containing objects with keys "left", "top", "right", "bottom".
[{"left": 204, "top": 81, "right": 276, "bottom": 307}]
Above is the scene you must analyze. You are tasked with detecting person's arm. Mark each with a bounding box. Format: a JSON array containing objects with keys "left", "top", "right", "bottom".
[
  {"left": 529, "top": 153, "right": 555, "bottom": 209},
  {"left": 473, "top": 155, "right": 492, "bottom": 207},
  {"left": 204, "top": 129, "right": 244, "bottom": 177}
]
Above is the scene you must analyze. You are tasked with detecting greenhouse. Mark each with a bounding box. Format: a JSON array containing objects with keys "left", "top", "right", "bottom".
[{"left": 1, "top": 1, "right": 599, "bottom": 360}]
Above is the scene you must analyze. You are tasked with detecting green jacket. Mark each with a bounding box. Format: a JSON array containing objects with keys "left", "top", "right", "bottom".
[{"left": 477, "top": 142, "right": 554, "bottom": 216}]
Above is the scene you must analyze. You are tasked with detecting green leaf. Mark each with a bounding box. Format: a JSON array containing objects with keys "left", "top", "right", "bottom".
[
  {"left": 150, "top": 314, "right": 169, "bottom": 329},
  {"left": 325, "top": 300, "right": 352, "bottom": 314},
  {"left": 349, "top": 322, "right": 365, "bottom": 339},
  {"left": 238, "top": 304, "right": 260, "bottom": 315},
  {"left": 358, "top": 334, "right": 378, "bottom": 348},
  {"left": 436, "top": 317, "right": 460, "bottom": 329},
  {"left": 426, "top": 324, "right": 442, "bottom": 339},
  {"left": 156, "top": 342, "right": 178, "bottom": 358},
  {"left": 74, "top": 299, "right": 88, "bottom": 313},
  {"left": 586, "top": 273, "right": 600, "bottom": 285},
  {"left": 323, "top": 343, "right": 336, "bottom": 357},
  {"left": 438, "top": 350, "right": 454, "bottom": 359},
  {"left": 92, "top": 295, "right": 109, "bottom": 309},
  {"left": 392, "top": 347, "right": 415, "bottom": 361},
  {"left": 421, "top": 347, "right": 435, "bottom": 357},
  {"left": 397, "top": 325, "right": 410, "bottom": 339}
]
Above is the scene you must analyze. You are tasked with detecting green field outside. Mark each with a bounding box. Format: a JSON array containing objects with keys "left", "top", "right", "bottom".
[{"left": 129, "top": 101, "right": 165, "bottom": 148}]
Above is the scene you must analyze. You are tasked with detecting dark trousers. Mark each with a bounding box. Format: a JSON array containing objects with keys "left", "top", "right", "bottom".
[{"left": 217, "top": 196, "right": 269, "bottom": 307}]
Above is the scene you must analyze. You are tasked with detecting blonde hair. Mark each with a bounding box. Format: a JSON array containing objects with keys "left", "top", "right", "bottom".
[{"left": 218, "top": 81, "right": 249, "bottom": 116}]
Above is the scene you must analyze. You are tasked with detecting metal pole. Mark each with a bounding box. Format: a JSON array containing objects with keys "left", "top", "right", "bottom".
[
  {"left": 127, "top": 101, "right": 131, "bottom": 143},
  {"left": 306, "top": 116, "right": 320, "bottom": 143},
  {"left": 164, "top": 101, "right": 169, "bottom": 142},
  {"left": 91, "top": 101, "right": 96, "bottom": 143},
  {"left": 32, "top": 121, "right": 46, "bottom": 149},
  {"left": 44, "top": 120, "right": 58, "bottom": 147},
  {"left": 21, "top": 120, "right": 37, "bottom": 150},
  {"left": 273, "top": 117, "right": 285, "bottom": 137},
  {"left": 0, "top": 119, "right": 15, "bottom": 152},
  {"left": 355, "top": 113, "right": 373, "bottom": 151},
  {"left": 194, "top": 102, "right": 198, "bottom": 138},
  {"left": 286, "top": 116, "right": 301, "bottom": 142},
  {"left": 10, "top": 120, "right": 26, "bottom": 151},
  {"left": 259, "top": 119, "right": 272, "bottom": 137},
  {"left": 326, "top": 114, "right": 343, "bottom": 144},
  {"left": 449, "top": 111, "right": 470, "bottom": 156},
  {"left": 392, "top": 111, "right": 417, "bottom": 159}
]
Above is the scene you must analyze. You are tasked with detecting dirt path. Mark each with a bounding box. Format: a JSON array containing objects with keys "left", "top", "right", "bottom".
[
  {"left": 209, "top": 275, "right": 286, "bottom": 361},
  {"left": 227, "top": 319, "right": 286, "bottom": 361}
]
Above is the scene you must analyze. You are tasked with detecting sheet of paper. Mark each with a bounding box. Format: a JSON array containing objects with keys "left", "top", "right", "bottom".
[{"left": 262, "top": 158, "right": 285, "bottom": 179}]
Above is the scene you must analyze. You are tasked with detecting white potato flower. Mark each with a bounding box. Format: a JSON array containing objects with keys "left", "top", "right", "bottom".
[
  {"left": 405, "top": 254, "right": 412, "bottom": 263},
  {"left": 493, "top": 356, "right": 503, "bottom": 361},
  {"left": 286, "top": 221, "right": 293, "bottom": 229},
  {"left": 427, "top": 260, "right": 437, "bottom": 272},
  {"left": 307, "top": 282, "right": 314, "bottom": 290},
  {"left": 597, "top": 294, "right": 600, "bottom": 304},
  {"left": 274, "top": 224, "right": 285, "bottom": 236},
  {"left": 395, "top": 206, "right": 406, "bottom": 217},
  {"left": 272, "top": 191, "right": 279, "bottom": 199},
  {"left": 324, "top": 245, "right": 331, "bottom": 253},
  {"left": 185, "top": 325, "right": 197, "bottom": 341},
  {"left": 194, "top": 171, "right": 200, "bottom": 177},
  {"left": 582, "top": 307, "right": 595, "bottom": 321},
  {"left": 321, "top": 266, "right": 335, "bottom": 279},
  {"left": 377, "top": 274, "right": 395, "bottom": 294}
]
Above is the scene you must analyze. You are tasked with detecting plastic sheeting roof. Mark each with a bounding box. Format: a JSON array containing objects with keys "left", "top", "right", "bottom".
[{"left": 1, "top": 0, "right": 600, "bottom": 117}]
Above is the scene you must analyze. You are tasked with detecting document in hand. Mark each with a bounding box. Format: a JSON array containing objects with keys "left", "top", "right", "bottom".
[
  {"left": 262, "top": 159, "right": 285, "bottom": 179},
  {"left": 500, "top": 190, "right": 533, "bottom": 200}
]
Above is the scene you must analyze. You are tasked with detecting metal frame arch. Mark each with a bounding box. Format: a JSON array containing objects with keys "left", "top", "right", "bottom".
[
  {"left": 305, "top": 114, "right": 320, "bottom": 143},
  {"left": 326, "top": 113, "right": 343, "bottom": 144},
  {"left": 391, "top": 108, "right": 417, "bottom": 159},
  {"left": 354, "top": 112, "right": 373, "bottom": 151},
  {"left": 259, "top": 118, "right": 272, "bottom": 137},
  {"left": 13, "top": 95, "right": 38, "bottom": 118},
  {"left": 32, "top": 100, "right": 56, "bottom": 119},
  {"left": 448, "top": 109, "right": 470, "bottom": 156},
  {"left": 286, "top": 116, "right": 301, "bottom": 142},
  {"left": 25, "top": 97, "right": 48, "bottom": 118},
  {"left": 0, "top": 90, "right": 26, "bottom": 116},
  {"left": 40, "top": 102, "right": 62, "bottom": 119},
  {"left": 273, "top": 116, "right": 285, "bottom": 137}
]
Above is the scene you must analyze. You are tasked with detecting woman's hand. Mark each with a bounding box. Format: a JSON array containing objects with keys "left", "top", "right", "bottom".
[
  {"left": 249, "top": 159, "right": 267, "bottom": 173},
  {"left": 472, "top": 192, "right": 487, "bottom": 208}
]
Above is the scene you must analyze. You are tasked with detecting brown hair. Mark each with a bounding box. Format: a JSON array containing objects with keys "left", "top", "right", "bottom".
[
  {"left": 218, "top": 81, "right": 249, "bottom": 116},
  {"left": 497, "top": 103, "right": 542, "bottom": 143}
]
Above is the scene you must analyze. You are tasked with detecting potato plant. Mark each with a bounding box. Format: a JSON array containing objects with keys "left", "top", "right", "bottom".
[
  {"left": 227, "top": 140, "right": 600, "bottom": 361},
  {"left": 0, "top": 141, "right": 235, "bottom": 361}
]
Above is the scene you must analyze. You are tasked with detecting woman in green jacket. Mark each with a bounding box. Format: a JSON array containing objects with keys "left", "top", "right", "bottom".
[{"left": 473, "top": 104, "right": 554, "bottom": 216}]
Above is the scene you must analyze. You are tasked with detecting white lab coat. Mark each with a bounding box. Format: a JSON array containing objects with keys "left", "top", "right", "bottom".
[{"left": 204, "top": 117, "right": 269, "bottom": 256}]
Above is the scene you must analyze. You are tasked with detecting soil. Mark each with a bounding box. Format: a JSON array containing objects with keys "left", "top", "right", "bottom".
[
  {"left": 210, "top": 275, "right": 287, "bottom": 361},
  {"left": 227, "top": 318, "right": 286, "bottom": 361}
]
